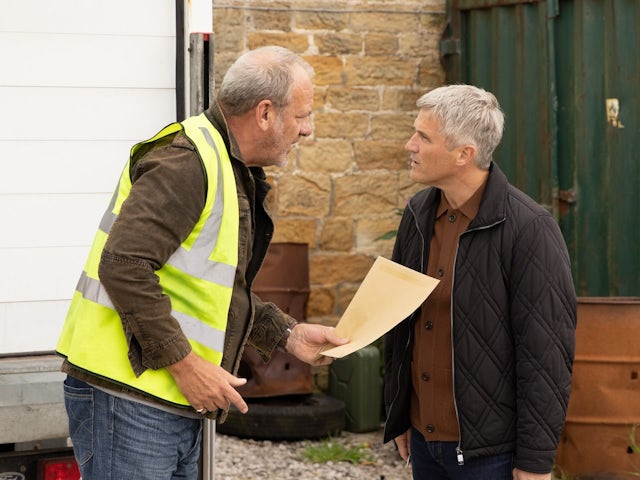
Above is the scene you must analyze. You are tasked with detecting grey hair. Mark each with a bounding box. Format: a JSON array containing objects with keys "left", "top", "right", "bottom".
[
  {"left": 416, "top": 84, "right": 504, "bottom": 169},
  {"left": 217, "top": 46, "right": 314, "bottom": 117}
]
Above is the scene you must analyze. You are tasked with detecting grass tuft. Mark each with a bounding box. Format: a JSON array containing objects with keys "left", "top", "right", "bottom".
[{"left": 301, "top": 437, "right": 374, "bottom": 465}]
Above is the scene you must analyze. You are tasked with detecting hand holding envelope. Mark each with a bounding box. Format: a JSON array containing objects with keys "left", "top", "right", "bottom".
[{"left": 322, "top": 256, "right": 439, "bottom": 358}]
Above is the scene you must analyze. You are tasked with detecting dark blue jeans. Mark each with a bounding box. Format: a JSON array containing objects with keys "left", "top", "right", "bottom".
[
  {"left": 64, "top": 376, "right": 203, "bottom": 480},
  {"left": 410, "top": 427, "right": 513, "bottom": 480}
]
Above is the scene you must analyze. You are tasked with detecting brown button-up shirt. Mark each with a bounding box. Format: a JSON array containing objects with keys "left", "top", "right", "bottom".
[{"left": 410, "top": 183, "right": 485, "bottom": 441}]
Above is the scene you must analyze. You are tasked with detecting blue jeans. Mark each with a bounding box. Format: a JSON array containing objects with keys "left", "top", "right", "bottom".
[
  {"left": 410, "top": 427, "right": 513, "bottom": 480},
  {"left": 64, "top": 376, "right": 202, "bottom": 480}
]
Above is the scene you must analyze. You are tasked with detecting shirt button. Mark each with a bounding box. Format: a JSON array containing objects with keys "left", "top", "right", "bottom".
[
  {"left": 448, "top": 213, "right": 457, "bottom": 222},
  {"left": 437, "top": 269, "right": 445, "bottom": 277},
  {"left": 425, "top": 321, "right": 433, "bottom": 330},
  {"left": 422, "top": 372, "right": 430, "bottom": 381},
  {"left": 426, "top": 424, "right": 435, "bottom": 433}
]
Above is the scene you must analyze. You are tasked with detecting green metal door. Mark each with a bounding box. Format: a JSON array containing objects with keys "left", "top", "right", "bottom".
[
  {"left": 554, "top": 0, "right": 640, "bottom": 296},
  {"left": 443, "top": 0, "right": 640, "bottom": 296}
]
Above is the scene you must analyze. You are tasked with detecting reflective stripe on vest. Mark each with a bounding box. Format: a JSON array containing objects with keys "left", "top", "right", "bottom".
[{"left": 57, "top": 113, "right": 239, "bottom": 407}]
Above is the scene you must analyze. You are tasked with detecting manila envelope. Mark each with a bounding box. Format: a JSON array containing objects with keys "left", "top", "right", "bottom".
[{"left": 321, "top": 256, "right": 439, "bottom": 358}]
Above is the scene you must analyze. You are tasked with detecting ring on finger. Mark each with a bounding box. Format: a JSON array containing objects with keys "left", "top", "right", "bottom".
[{"left": 196, "top": 407, "right": 206, "bottom": 414}]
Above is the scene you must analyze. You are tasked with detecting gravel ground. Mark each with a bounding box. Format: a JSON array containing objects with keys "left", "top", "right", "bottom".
[{"left": 214, "top": 427, "right": 412, "bottom": 480}]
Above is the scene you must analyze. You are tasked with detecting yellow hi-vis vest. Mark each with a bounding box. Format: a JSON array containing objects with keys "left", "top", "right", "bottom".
[{"left": 57, "top": 113, "right": 239, "bottom": 407}]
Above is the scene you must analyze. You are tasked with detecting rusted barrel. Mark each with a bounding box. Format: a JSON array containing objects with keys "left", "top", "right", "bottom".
[
  {"left": 556, "top": 297, "right": 640, "bottom": 479},
  {"left": 237, "top": 242, "right": 313, "bottom": 398}
]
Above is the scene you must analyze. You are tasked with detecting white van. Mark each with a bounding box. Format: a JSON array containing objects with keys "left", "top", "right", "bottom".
[{"left": 0, "top": 1, "right": 214, "bottom": 478}]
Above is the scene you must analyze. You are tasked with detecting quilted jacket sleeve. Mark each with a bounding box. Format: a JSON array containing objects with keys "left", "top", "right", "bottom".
[{"left": 509, "top": 212, "right": 577, "bottom": 473}]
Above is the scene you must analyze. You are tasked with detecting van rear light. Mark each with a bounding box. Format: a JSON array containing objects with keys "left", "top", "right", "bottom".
[{"left": 39, "top": 456, "right": 80, "bottom": 480}]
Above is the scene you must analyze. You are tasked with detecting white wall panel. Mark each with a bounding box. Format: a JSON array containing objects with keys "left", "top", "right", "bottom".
[
  {"left": 0, "top": 32, "right": 175, "bottom": 88},
  {"left": 0, "top": 193, "right": 111, "bottom": 248},
  {"left": 0, "top": 301, "right": 70, "bottom": 354},
  {"left": 0, "top": 87, "right": 175, "bottom": 141},
  {"left": 0, "top": 0, "right": 177, "bottom": 353},
  {"left": 0, "top": 140, "right": 127, "bottom": 194},
  {"left": 0, "top": 0, "right": 175, "bottom": 36},
  {"left": 0, "top": 247, "right": 88, "bottom": 303}
]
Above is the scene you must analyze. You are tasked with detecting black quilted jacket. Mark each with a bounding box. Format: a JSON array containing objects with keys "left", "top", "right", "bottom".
[{"left": 383, "top": 163, "right": 577, "bottom": 474}]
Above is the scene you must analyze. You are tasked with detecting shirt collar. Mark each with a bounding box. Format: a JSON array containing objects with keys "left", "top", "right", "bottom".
[{"left": 438, "top": 179, "right": 488, "bottom": 221}]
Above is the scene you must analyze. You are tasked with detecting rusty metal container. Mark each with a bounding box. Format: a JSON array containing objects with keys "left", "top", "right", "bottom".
[
  {"left": 556, "top": 297, "right": 640, "bottom": 479},
  {"left": 236, "top": 242, "right": 313, "bottom": 398}
]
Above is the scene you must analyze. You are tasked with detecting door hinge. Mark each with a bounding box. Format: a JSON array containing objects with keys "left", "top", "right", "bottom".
[
  {"left": 440, "top": 38, "right": 461, "bottom": 57},
  {"left": 557, "top": 189, "right": 577, "bottom": 204}
]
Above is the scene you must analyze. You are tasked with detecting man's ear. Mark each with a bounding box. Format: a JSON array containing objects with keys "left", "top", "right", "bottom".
[
  {"left": 255, "top": 99, "right": 274, "bottom": 132},
  {"left": 456, "top": 144, "right": 476, "bottom": 166}
]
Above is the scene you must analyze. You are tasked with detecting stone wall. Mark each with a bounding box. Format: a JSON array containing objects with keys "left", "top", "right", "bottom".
[{"left": 212, "top": 0, "right": 447, "bottom": 332}]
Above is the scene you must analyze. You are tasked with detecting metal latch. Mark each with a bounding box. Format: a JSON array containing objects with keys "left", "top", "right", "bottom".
[{"left": 440, "top": 38, "right": 461, "bottom": 57}]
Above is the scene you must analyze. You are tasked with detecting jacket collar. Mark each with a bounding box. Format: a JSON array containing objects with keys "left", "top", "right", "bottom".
[
  {"left": 408, "top": 161, "right": 508, "bottom": 229},
  {"left": 203, "top": 101, "right": 270, "bottom": 185},
  {"left": 204, "top": 101, "right": 242, "bottom": 162},
  {"left": 468, "top": 162, "right": 508, "bottom": 229}
]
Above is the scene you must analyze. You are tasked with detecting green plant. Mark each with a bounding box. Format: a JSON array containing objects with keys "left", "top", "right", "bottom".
[
  {"left": 375, "top": 208, "right": 405, "bottom": 241},
  {"left": 628, "top": 423, "right": 640, "bottom": 477},
  {"left": 554, "top": 424, "right": 640, "bottom": 479},
  {"left": 630, "top": 424, "right": 640, "bottom": 454},
  {"left": 301, "top": 437, "right": 374, "bottom": 465},
  {"left": 552, "top": 465, "right": 571, "bottom": 480}
]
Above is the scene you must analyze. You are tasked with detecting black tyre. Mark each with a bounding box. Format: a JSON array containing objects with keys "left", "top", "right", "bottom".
[{"left": 216, "top": 393, "right": 345, "bottom": 441}]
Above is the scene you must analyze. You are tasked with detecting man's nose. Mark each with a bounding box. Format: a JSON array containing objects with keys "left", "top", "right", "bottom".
[
  {"left": 300, "top": 118, "right": 312, "bottom": 137},
  {"left": 405, "top": 137, "right": 416, "bottom": 152}
]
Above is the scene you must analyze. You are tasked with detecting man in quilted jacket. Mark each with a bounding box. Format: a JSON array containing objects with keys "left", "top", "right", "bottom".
[{"left": 383, "top": 84, "right": 577, "bottom": 480}]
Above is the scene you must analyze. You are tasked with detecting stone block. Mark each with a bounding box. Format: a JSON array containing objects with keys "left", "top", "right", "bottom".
[
  {"left": 248, "top": 32, "right": 309, "bottom": 53},
  {"left": 314, "top": 112, "right": 369, "bottom": 138},
  {"left": 326, "top": 87, "right": 380, "bottom": 112},
  {"left": 294, "top": 10, "right": 349, "bottom": 31},
  {"left": 419, "top": 11, "right": 448, "bottom": 30},
  {"left": 356, "top": 217, "right": 400, "bottom": 256},
  {"left": 334, "top": 172, "right": 397, "bottom": 216},
  {"left": 399, "top": 177, "right": 425, "bottom": 206},
  {"left": 250, "top": 7, "right": 292, "bottom": 31},
  {"left": 310, "top": 253, "right": 374, "bottom": 284},
  {"left": 418, "top": 54, "right": 446, "bottom": 88},
  {"left": 212, "top": 7, "right": 245, "bottom": 63},
  {"left": 298, "top": 139, "right": 353, "bottom": 173},
  {"left": 345, "top": 57, "right": 415, "bottom": 86},
  {"left": 370, "top": 113, "right": 415, "bottom": 142},
  {"left": 381, "top": 87, "right": 423, "bottom": 111},
  {"left": 335, "top": 283, "right": 359, "bottom": 314},
  {"left": 313, "top": 87, "right": 327, "bottom": 110},
  {"left": 304, "top": 56, "right": 344, "bottom": 85},
  {"left": 315, "top": 32, "right": 362, "bottom": 55},
  {"left": 272, "top": 218, "right": 318, "bottom": 246},
  {"left": 320, "top": 217, "right": 355, "bottom": 252},
  {"left": 350, "top": 12, "right": 420, "bottom": 33},
  {"left": 399, "top": 32, "right": 433, "bottom": 57},
  {"left": 364, "top": 33, "right": 399, "bottom": 56},
  {"left": 277, "top": 174, "right": 331, "bottom": 217},
  {"left": 307, "top": 287, "right": 336, "bottom": 316},
  {"left": 354, "top": 140, "right": 408, "bottom": 171}
]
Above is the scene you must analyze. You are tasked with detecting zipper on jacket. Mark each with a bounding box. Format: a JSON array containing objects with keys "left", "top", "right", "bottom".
[
  {"left": 385, "top": 200, "right": 425, "bottom": 439},
  {"left": 384, "top": 318, "right": 414, "bottom": 442},
  {"left": 450, "top": 220, "right": 504, "bottom": 466}
]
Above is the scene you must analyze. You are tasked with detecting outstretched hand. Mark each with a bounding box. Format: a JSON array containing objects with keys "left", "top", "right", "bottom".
[{"left": 285, "top": 323, "right": 349, "bottom": 366}]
